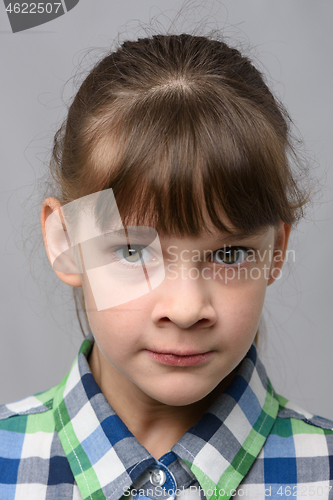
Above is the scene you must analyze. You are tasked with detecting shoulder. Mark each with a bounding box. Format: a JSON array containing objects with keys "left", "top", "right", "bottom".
[
  {"left": 0, "top": 385, "right": 58, "bottom": 460},
  {"left": 263, "top": 393, "right": 333, "bottom": 470},
  {"left": 239, "top": 394, "right": 333, "bottom": 491},
  {"left": 0, "top": 385, "right": 57, "bottom": 420},
  {"left": 0, "top": 384, "right": 57, "bottom": 422},
  {"left": 274, "top": 392, "right": 333, "bottom": 432}
]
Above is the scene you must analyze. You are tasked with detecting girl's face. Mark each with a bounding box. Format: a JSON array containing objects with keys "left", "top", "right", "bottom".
[{"left": 76, "top": 218, "right": 290, "bottom": 407}]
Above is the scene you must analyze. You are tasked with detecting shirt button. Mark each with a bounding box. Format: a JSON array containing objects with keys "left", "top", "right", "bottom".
[{"left": 150, "top": 469, "right": 167, "bottom": 486}]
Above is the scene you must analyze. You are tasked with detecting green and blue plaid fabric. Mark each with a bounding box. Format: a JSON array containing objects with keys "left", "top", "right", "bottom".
[{"left": 1, "top": 332, "right": 333, "bottom": 500}]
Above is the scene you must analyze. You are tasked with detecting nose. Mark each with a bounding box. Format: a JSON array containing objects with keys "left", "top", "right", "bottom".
[{"left": 151, "top": 267, "right": 217, "bottom": 329}]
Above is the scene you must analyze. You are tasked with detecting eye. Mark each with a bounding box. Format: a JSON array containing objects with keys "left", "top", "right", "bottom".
[
  {"left": 212, "top": 246, "right": 250, "bottom": 266},
  {"left": 113, "top": 244, "right": 157, "bottom": 268},
  {"left": 116, "top": 245, "right": 143, "bottom": 263}
]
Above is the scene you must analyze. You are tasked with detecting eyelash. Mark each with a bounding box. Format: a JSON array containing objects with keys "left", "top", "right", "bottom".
[
  {"left": 111, "top": 245, "right": 156, "bottom": 269},
  {"left": 211, "top": 246, "right": 253, "bottom": 267},
  {"left": 110, "top": 245, "right": 254, "bottom": 269}
]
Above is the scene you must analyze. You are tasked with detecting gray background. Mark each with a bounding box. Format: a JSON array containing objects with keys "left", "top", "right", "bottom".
[{"left": 1, "top": 0, "right": 332, "bottom": 419}]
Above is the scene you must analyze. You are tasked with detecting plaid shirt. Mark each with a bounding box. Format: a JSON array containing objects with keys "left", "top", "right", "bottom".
[{"left": 1, "top": 333, "right": 333, "bottom": 500}]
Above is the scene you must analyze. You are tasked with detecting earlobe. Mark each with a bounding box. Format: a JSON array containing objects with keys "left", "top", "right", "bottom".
[
  {"left": 267, "top": 222, "right": 292, "bottom": 286},
  {"left": 41, "top": 197, "right": 82, "bottom": 287}
]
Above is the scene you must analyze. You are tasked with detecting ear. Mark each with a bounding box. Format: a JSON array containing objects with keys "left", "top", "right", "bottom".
[
  {"left": 41, "top": 197, "right": 82, "bottom": 287},
  {"left": 267, "top": 222, "right": 292, "bottom": 286}
]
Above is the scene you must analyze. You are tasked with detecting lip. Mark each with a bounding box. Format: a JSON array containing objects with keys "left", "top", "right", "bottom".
[{"left": 145, "top": 349, "right": 214, "bottom": 366}]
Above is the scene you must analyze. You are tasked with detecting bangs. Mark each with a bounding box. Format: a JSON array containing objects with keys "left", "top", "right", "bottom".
[{"left": 84, "top": 82, "right": 294, "bottom": 237}]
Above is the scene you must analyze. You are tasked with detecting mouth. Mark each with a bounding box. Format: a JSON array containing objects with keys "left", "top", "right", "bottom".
[{"left": 145, "top": 349, "right": 214, "bottom": 366}]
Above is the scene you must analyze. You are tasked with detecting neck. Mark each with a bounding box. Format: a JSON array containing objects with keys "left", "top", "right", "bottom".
[{"left": 88, "top": 342, "right": 236, "bottom": 458}]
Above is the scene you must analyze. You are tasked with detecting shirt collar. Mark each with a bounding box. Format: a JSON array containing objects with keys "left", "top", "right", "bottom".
[{"left": 53, "top": 333, "right": 279, "bottom": 500}]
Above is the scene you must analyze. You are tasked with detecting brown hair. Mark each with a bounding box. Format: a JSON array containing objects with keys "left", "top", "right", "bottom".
[{"left": 49, "top": 33, "right": 310, "bottom": 337}]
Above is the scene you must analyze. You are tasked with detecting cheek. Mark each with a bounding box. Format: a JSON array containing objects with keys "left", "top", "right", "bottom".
[
  {"left": 88, "top": 309, "right": 138, "bottom": 352},
  {"left": 214, "top": 277, "right": 267, "bottom": 344},
  {"left": 82, "top": 274, "right": 153, "bottom": 351}
]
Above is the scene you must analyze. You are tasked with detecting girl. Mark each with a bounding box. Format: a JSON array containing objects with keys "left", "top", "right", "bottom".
[{"left": 1, "top": 33, "right": 332, "bottom": 500}]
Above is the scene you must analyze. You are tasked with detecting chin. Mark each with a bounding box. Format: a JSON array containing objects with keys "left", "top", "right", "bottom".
[{"left": 148, "top": 387, "right": 211, "bottom": 407}]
